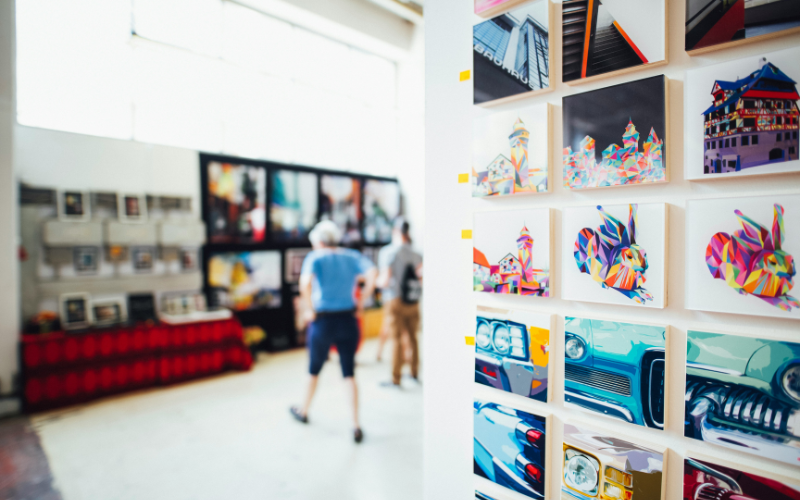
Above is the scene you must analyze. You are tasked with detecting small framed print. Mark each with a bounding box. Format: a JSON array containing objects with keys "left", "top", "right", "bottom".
[
  {"left": 194, "top": 293, "right": 207, "bottom": 312},
  {"left": 180, "top": 248, "right": 198, "bottom": 272},
  {"left": 128, "top": 293, "right": 156, "bottom": 323},
  {"left": 131, "top": 246, "right": 155, "bottom": 273},
  {"left": 118, "top": 193, "right": 147, "bottom": 223},
  {"left": 59, "top": 293, "right": 92, "bottom": 330},
  {"left": 57, "top": 190, "right": 90, "bottom": 221},
  {"left": 73, "top": 246, "right": 99, "bottom": 275},
  {"left": 92, "top": 300, "right": 126, "bottom": 326}
]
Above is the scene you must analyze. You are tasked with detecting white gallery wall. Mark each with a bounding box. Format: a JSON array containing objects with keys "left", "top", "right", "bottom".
[{"left": 424, "top": 2, "right": 800, "bottom": 500}]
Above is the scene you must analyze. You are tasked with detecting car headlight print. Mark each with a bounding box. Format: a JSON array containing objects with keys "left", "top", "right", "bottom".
[
  {"left": 493, "top": 324, "right": 511, "bottom": 355},
  {"left": 476, "top": 322, "right": 492, "bottom": 350},
  {"left": 565, "top": 336, "right": 585, "bottom": 360},
  {"left": 563, "top": 448, "right": 599, "bottom": 496},
  {"left": 782, "top": 363, "right": 800, "bottom": 403},
  {"left": 509, "top": 324, "right": 527, "bottom": 359}
]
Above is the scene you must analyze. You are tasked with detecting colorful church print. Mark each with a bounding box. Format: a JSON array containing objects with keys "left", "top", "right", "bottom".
[
  {"left": 474, "top": 222, "right": 550, "bottom": 297},
  {"left": 702, "top": 59, "right": 800, "bottom": 175}
]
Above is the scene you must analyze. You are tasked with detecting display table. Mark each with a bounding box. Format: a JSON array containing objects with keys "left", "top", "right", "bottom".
[{"left": 20, "top": 317, "right": 252, "bottom": 413}]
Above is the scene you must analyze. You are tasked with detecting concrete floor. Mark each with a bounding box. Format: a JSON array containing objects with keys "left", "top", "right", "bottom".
[{"left": 29, "top": 338, "right": 422, "bottom": 500}]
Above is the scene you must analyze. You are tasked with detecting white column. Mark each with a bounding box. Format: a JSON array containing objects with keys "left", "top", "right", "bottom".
[
  {"left": 0, "top": 0, "right": 18, "bottom": 396},
  {"left": 502, "top": 23, "right": 521, "bottom": 71}
]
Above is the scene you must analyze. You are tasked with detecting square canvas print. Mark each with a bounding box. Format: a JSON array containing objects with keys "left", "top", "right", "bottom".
[
  {"left": 206, "top": 161, "right": 267, "bottom": 243},
  {"left": 73, "top": 246, "right": 99, "bottom": 275},
  {"left": 270, "top": 169, "right": 318, "bottom": 242},
  {"left": 684, "top": 457, "right": 800, "bottom": 499},
  {"left": 473, "top": 0, "right": 552, "bottom": 105},
  {"left": 208, "top": 251, "right": 282, "bottom": 311},
  {"left": 685, "top": 330, "right": 800, "bottom": 467},
  {"left": 92, "top": 300, "right": 126, "bottom": 326},
  {"left": 562, "top": 422, "right": 666, "bottom": 500},
  {"left": 686, "top": 194, "right": 800, "bottom": 319},
  {"left": 320, "top": 174, "right": 361, "bottom": 245},
  {"left": 562, "top": 0, "right": 666, "bottom": 83},
  {"left": 564, "top": 317, "right": 666, "bottom": 429},
  {"left": 563, "top": 75, "right": 668, "bottom": 190},
  {"left": 685, "top": 47, "right": 800, "bottom": 180},
  {"left": 60, "top": 293, "right": 91, "bottom": 330},
  {"left": 131, "top": 246, "right": 155, "bottom": 273},
  {"left": 58, "top": 190, "right": 90, "bottom": 221},
  {"left": 473, "top": 208, "right": 552, "bottom": 298},
  {"left": 562, "top": 203, "right": 667, "bottom": 308},
  {"left": 686, "top": 0, "right": 800, "bottom": 53},
  {"left": 472, "top": 103, "right": 551, "bottom": 197},
  {"left": 474, "top": 399, "right": 548, "bottom": 499},
  {"left": 475, "top": 306, "right": 552, "bottom": 403},
  {"left": 363, "top": 179, "right": 400, "bottom": 244},
  {"left": 118, "top": 193, "right": 147, "bottom": 222}
]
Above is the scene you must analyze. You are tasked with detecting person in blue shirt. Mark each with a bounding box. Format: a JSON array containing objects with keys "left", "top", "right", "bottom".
[{"left": 290, "top": 220, "right": 377, "bottom": 443}]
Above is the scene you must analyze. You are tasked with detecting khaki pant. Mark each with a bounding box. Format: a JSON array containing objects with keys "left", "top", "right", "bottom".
[{"left": 389, "top": 298, "right": 420, "bottom": 385}]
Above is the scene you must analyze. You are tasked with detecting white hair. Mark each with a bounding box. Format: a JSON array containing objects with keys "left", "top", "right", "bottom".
[{"left": 309, "top": 220, "right": 342, "bottom": 247}]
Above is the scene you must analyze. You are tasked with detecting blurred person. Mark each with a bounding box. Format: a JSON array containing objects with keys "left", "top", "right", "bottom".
[
  {"left": 290, "top": 221, "right": 377, "bottom": 443},
  {"left": 377, "top": 217, "right": 423, "bottom": 388}
]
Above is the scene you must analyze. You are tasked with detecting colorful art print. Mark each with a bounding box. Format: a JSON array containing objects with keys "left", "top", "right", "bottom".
[
  {"left": 162, "top": 293, "right": 194, "bottom": 315},
  {"left": 284, "top": 248, "right": 312, "bottom": 285},
  {"left": 208, "top": 251, "right": 282, "bottom": 311},
  {"left": 60, "top": 293, "right": 91, "bottom": 330},
  {"left": 686, "top": 194, "right": 800, "bottom": 319},
  {"left": 475, "top": 0, "right": 528, "bottom": 17},
  {"left": 685, "top": 49, "right": 800, "bottom": 180},
  {"left": 564, "top": 317, "right": 666, "bottom": 429},
  {"left": 206, "top": 161, "right": 267, "bottom": 244},
  {"left": 270, "top": 169, "right": 318, "bottom": 242},
  {"left": 92, "top": 301, "right": 125, "bottom": 326},
  {"left": 320, "top": 174, "right": 362, "bottom": 244},
  {"left": 472, "top": 103, "right": 551, "bottom": 197},
  {"left": 562, "top": 422, "right": 665, "bottom": 500},
  {"left": 58, "top": 190, "right": 89, "bottom": 220},
  {"left": 562, "top": 203, "right": 666, "bottom": 308},
  {"left": 685, "top": 0, "right": 800, "bottom": 53},
  {"left": 73, "top": 246, "right": 99, "bottom": 274},
  {"left": 127, "top": 293, "right": 156, "bottom": 323},
  {"left": 473, "top": 208, "right": 551, "bottom": 298},
  {"left": 475, "top": 307, "right": 551, "bottom": 402},
  {"left": 180, "top": 248, "right": 198, "bottom": 272},
  {"left": 562, "top": 0, "right": 666, "bottom": 84},
  {"left": 474, "top": 399, "right": 548, "bottom": 499},
  {"left": 563, "top": 75, "right": 668, "bottom": 190},
  {"left": 684, "top": 457, "right": 800, "bottom": 500},
  {"left": 118, "top": 193, "right": 146, "bottom": 222},
  {"left": 131, "top": 246, "right": 155, "bottom": 273},
  {"left": 473, "top": 1, "right": 552, "bottom": 105},
  {"left": 363, "top": 179, "right": 400, "bottom": 244},
  {"left": 685, "top": 330, "right": 800, "bottom": 467}
]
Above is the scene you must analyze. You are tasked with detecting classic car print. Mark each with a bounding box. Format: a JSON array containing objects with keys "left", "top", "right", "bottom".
[
  {"left": 564, "top": 317, "right": 666, "bottom": 429},
  {"left": 683, "top": 457, "right": 800, "bottom": 500},
  {"left": 475, "top": 307, "right": 551, "bottom": 402},
  {"left": 474, "top": 399, "right": 547, "bottom": 499},
  {"left": 562, "top": 423, "right": 664, "bottom": 500},
  {"left": 684, "top": 330, "right": 800, "bottom": 467}
]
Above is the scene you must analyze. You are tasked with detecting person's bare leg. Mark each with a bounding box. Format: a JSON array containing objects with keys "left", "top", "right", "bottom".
[
  {"left": 301, "top": 375, "right": 319, "bottom": 417},
  {"left": 345, "top": 376, "right": 360, "bottom": 429}
]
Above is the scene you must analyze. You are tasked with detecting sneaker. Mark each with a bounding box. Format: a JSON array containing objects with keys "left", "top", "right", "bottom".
[
  {"left": 354, "top": 428, "right": 364, "bottom": 443},
  {"left": 379, "top": 380, "right": 402, "bottom": 389},
  {"left": 290, "top": 406, "right": 308, "bottom": 424}
]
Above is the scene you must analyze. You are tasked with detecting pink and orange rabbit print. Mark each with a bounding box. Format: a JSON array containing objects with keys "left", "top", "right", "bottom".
[
  {"left": 687, "top": 194, "right": 800, "bottom": 319},
  {"left": 563, "top": 203, "right": 667, "bottom": 308}
]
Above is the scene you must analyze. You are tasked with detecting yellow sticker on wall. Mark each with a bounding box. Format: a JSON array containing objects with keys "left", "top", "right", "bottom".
[
  {"left": 458, "top": 173, "right": 469, "bottom": 184},
  {"left": 459, "top": 70, "right": 471, "bottom": 82},
  {"left": 465, "top": 336, "right": 475, "bottom": 346},
  {"left": 462, "top": 229, "right": 472, "bottom": 239}
]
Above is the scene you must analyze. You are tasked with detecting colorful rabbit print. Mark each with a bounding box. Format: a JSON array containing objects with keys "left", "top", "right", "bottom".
[
  {"left": 574, "top": 204, "right": 653, "bottom": 304},
  {"left": 706, "top": 204, "right": 798, "bottom": 312}
]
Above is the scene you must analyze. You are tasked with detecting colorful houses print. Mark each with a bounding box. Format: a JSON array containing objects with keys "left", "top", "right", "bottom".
[
  {"left": 702, "top": 59, "right": 800, "bottom": 174},
  {"left": 473, "top": 118, "right": 548, "bottom": 197},
  {"left": 474, "top": 224, "right": 549, "bottom": 297},
  {"left": 563, "top": 120, "right": 665, "bottom": 189}
]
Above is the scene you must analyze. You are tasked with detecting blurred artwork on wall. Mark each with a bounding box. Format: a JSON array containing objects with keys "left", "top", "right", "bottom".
[
  {"left": 270, "top": 170, "right": 318, "bottom": 242},
  {"left": 320, "top": 174, "right": 362, "bottom": 245},
  {"left": 363, "top": 179, "right": 400, "bottom": 244},
  {"left": 208, "top": 251, "right": 282, "bottom": 311},
  {"left": 206, "top": 162, "right": 267, "bottom": 243}
]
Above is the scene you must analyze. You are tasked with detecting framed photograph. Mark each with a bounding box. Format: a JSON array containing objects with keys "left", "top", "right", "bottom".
[
  {"left": 686, "top": 194, "right": 800, "bottom": 319},
  {"left": 685, "top": 329, "right": 800, "bottom": 466},
  {"left": 73, "top": 246, "right": 99, "bottom": 275},
  {"left": 131, "top": 246, "right": 155, "bottom": 273},
  {"left": 206, "top": 161, "right": 267, "bottom": 244},
  {"left": 472, "top": 103, "right": 551, "bottom": 197},
  {"left": 127, "top": 293, "right": 157, "bottom": 323},
  {"left": 686, "top": 0, "right": 800, "bottom": 54},
  {"left": 285, "top": 248, "right": 312, "bottom": 285},
  {"left": 564, "top": 316, "right": 667, "bottom": 429},
  {"left": 562, "top": 202, "right": 667, "bottom": 308},
  {"left": 208, "top": 250, "right": 282, "bottom": 310},
  {"left": 685, "top": 48, "right": 800, "bottom": 181},
  {"left": 180, "top": 247, "right": 199, "bottom": 272},
  {"left": 473, "top": 208, "right": 552, "bottom": 297},
  {"left": 59, "top": 293, "right": 92, "bottom": 330},
  {"left": 270, "top": 169, "right": 318, "bottom": 243},
  {"left": 57, "top": 190, "right": 90, "bottom": 221},
  {"left": 473, "top": 0, "right": 553, "bottom": 106},
  {"left": 474, "top": 399, "right": 551, "bottom": 499},
  {"left": 363, "top": 179, "right": 401, "bottom": 244},
  {"left": 92, "top": 299, "right": 126, "bottom": 326},
  {"left": 562, "top": 0, "right": 667, "bottom": 85},
  {"left": 320, "top": 174, "right": 362, "bottom": 245},
  {"left": 684, "top": 455, "right": 800, "bottom": 498},
  {"left": 563, "top": 75, "right": 668, "bottom": 190},
  {"left": 475, "top": 306, "right": 553, "bottom": 403},
  {"left": 117, "top": 193, "right": 147, "bottom": 223}
]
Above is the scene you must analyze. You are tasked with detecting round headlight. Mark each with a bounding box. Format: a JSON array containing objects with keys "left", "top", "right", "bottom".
[
  {"left": 493, "top": 325, "right": 511, "bottom": 355},
  {"left": 564, "top": 455, "right": 598, "bottom": 493},
  {"left": 476, "top": 323, "right": 492, "bottom": 350},
  {"left": 782, "top": 364, "right": 800, "bottom": 403},
  {"left": 565, "top": 337, "right": 585, "bottom": 359}
]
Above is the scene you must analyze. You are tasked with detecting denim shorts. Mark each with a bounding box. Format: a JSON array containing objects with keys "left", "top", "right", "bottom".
[{"left": 308, "top": 311, "right": 359, "bottom": 377}]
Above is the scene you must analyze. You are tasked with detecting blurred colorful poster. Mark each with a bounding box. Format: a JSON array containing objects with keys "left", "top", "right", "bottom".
[
  {"left": 363, "top": 179, "right": 400, "bottom": 244},
  {"left": 321, "top": 174, "right": 361, "bottom": 245},
  {"left": 206, "top": 161, "right": 266, "bottom": 243},
  {"left": 208, "top": 251, "right": 282, "bottom": 311},
  {"left": 270, "top": 170, "right": 318, "bottom": 242}
]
